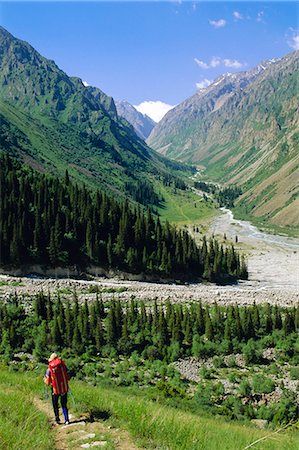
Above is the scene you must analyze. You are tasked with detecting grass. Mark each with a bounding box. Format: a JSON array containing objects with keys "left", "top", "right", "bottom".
[
  {"left": 158, "top": 184, "right": 217, "bottom": 226},
  {"left": 73, "top": 381, "right": 299, "bottom": 450},
  {"left": 0, "top": 280, "right": 24, "bottom": 287},
  {"left": 0, "top": 366, "right": 297, "bottom": 450},
  {"left": 86, "top": 286, "right": 128, "bottom": 294},
  {"left": 0, "top": 370, "right": 54, "bottom": 450}
]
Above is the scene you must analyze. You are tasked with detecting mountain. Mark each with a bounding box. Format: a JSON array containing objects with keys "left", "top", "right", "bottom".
[
  {"left": 115, "top": 100, "right": 156, "bottom": 140},
  {"left": 148, "top": 52, "right": 299, "bottom": 228},
  {"left": 0, "top": 26, "right": 186, "bottom": 207}
]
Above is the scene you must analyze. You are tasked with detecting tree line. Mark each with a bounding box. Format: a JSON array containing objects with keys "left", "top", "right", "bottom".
[
  {"left": 216, "top": 186, "right": 242, "bottom": 208},
  {"left": 0, "top": 154, "right": 247, "bottom": 281},
  {"left": 0, "top": 292, "right": 298, "bottom": 362}
]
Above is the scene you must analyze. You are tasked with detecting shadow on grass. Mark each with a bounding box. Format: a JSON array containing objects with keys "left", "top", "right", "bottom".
[{"left": 87, "top": 409, "right": 112, "bottom": 423}]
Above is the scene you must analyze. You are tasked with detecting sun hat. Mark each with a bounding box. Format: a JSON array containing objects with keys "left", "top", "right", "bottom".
[{"left": 49, "top": 352, "right": 58, "bottom": 362}]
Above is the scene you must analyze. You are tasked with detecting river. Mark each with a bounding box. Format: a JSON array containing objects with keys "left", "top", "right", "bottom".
[{"left": 208, "top": 208, "right": 299, "bottom": 292}]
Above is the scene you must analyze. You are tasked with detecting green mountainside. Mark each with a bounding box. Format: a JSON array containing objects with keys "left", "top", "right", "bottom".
[
  {"left": 0, "top": 26, "right": 187, "bottom": 206},
  {"left": 0, "top": 154, "right": 246, "bottom": 282},
  {"left": 148, "top": 52, "right": 299, "bottom": 228}
]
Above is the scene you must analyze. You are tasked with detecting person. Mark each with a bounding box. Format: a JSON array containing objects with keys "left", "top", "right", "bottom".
[{"left": 44, "top": 353, "right": 70, "bottom": 425}]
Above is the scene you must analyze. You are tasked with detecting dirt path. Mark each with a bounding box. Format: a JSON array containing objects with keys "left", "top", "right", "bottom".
[{"left": 33, "top": 397, "right": 141, "bottom": 450}]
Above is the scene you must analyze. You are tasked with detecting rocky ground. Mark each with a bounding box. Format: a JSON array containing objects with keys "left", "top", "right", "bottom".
[
  {"left": 174, "top": 350, "right": 299, "bottom": 415},
  {"left": 0, "top": 274, "right": 298, "bottom": 307},
  {"left": 33, "top": 397, "right": 140, "bottom": 450}
]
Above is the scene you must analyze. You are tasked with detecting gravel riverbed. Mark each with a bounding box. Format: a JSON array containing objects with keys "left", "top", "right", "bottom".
[{"left": 0, "top": 209, "right": 298, "bottom": 306}]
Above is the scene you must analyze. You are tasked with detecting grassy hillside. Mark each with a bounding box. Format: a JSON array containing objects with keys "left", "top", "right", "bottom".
[
  {"left": 0, "top": 366, "right": 298, "bottom": 450},
  {"left": 0, "top": 370, "right": 53, "bottom": 449}
]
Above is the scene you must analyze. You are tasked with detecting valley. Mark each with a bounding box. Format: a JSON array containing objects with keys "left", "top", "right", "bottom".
[
  {"left": 0, "top": 15, "right": 298, "bottom": 449},
  {"left": 148, "top": 51, "right": 299, "bottom": 231}
]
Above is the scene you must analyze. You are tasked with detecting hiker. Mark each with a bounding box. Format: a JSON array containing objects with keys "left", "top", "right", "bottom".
[{"left": 44, "top": 353, "right": 70, "bottom": 425}]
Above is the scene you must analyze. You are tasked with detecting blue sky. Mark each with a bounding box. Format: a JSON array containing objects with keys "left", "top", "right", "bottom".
[{"left": 0, "top": 1, "right": 298, "bottom": 119}]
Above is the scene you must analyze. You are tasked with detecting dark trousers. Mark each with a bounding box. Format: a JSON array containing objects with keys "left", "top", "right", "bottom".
[{"left": 52, "top": 392, "right": 68, "bottom": 422}]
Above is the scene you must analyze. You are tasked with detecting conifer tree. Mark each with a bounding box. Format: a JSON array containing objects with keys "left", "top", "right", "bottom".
[
  {"left": 273, "top": 305, "right": 283, "bottom": 330},
  {"left": 265, "top": 303, "right": 273, "bottom": 333},
  {"left": 205, "top": 309, "right": 214, "bottom": 341},
  {"left": 283, "top": 312, "right": 295, "bottom": 335}
]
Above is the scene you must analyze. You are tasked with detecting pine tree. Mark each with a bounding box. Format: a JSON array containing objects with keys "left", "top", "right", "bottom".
[
  {"left": 0, "top": 329, "right": 13, "bottom": 362},
  {"left": 265, "top": 303, "right": 273, "bottom": 333},
  {"left": 273, "top": 305, "right": 282, "bottom": 330},
  {"left": 34, "top": 321, "right": 48, "bottom": 361},
  {"left": 94, "top": 318, "right": 104, "bottom": 352},
  {"left": 283, "top": 312, "right": 295, "bottom": 335},
  {"left": 252, "top": 302, "right": 260, "bottom": 332},
  {"left": 205, "top": 309, "right": 214, "bottom": 341},
  {"left": 106, "top": 305, "right": 118, "bottom": 347}
]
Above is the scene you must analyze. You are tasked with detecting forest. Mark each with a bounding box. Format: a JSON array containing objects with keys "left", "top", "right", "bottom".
[
  {"left": 0, "top": 154, "right": 247, "bottom": 281},
  {"left": 1, "top": 292, "right": 298, "bottom": 425},
  {"left": 1, "top": 292, "right": 298, "bottom": 361}
]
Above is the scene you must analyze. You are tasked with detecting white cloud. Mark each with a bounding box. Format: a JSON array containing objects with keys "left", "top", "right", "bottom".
[
  {"left": 134, "top": 101, "right": 175, "bottom": 123},
  {"left": 194, "top": 58, "right": 209, "bottom": 69},
  {"left": 287, "top": 29, "right": 299, "bottom": 50},
  {"left": 209, "top": 19, "right": 226, "bottom": 29},
  {"left": 233, "top": 11, "right": 243, "bottom": 20},
  {"left": 194, "top": 56, "right": 221, "bottom": 69},
  {"left": 82, "top": 81, "right": 89, "bottom": 87},
  {"left": 195, "top": 56, "right": 245, "bottom": 70},
  {"left": 223, "top": 58, "right": 244, "bottom": 68},
  {"left": 196, "top": 79, "right": 212, "bottom": 90},
  {"left": 210, "top": 56, "right": 221, "bottom": 67},
  {"left": 256, "top": 11, "right": 265, "bottom": 23}
]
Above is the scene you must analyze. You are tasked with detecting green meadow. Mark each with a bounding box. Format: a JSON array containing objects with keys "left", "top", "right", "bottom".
[{"left": 157, "top": 184, "right": 217, "bottom": 225}]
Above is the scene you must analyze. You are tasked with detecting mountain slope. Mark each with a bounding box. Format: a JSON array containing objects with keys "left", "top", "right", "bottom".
[
  {"left": 148, "top": 52, "right": 299, "bottom": 228},
  {"left": 115, "top": 100, "right": 156, "bottom": 140},
  {"left": 0, "top": 26, "right": 186, "bottom": 206}
]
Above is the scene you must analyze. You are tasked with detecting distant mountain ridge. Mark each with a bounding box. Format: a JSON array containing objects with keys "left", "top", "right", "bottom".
[
  {"left": 148, "top": 51, "right": 299, "bottom": 228},
  {"left": 0, "top": 26, "right": 187, "bottom": 206},
  {"left": 115, "top": 100, "right": 156, "bottom": 140}
]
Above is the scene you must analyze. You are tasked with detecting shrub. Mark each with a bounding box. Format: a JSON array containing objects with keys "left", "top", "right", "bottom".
[
  {"left": 194, "top": 383, "right": 214, "bottom": 408},
  {"left": 239, "top": 380, "right": 252, "bottom": 396},
  {"left": 227, "top": 355, "right": 239, "bottom": 368},
  {"left": 228, "top": 373, "right": 238, "bottom": 383},
  {"left": 272, "top": 391, "right": 298, "bottom": 425},
  {"left": 200, "top": 367, "right": 213, "bottom": 380},
  {"left": 289, "top": 367, "right": 299, "bottom": 380},
  {"left": 213, "top": 356, "right": 225, "bottom": 368},
  {"left": 156, "top": 380, "right": 186, "bottom": 398},
  {"left": 243, "top": 340, "right": 263, "bottom": 365},
  {"left": 252, "top": 375, "right": 275, "bottom": 394},
  {"left": 213, "top": 382, "right": 225, "bottom": 396}
]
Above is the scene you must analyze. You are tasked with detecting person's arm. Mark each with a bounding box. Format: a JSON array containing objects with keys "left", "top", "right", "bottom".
[{"left": 44, "top": 368, "right": 51, "bottom": 386}]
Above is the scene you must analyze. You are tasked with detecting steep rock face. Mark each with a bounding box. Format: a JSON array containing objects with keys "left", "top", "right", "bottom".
[
  {"left": 148, "top": 52, "right": 299, "bottom": 227},
  {"left": 0, "top": 26, "right": 185, "bottom": 205},
  {"left": 115, "top": 100, "right": 156, "bottom": 140}
]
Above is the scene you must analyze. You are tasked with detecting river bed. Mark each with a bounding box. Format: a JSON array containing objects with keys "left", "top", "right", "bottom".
[
  {"left": 0, "top": 209, "right": 298, "bottom": 306},
  {"left": 207, "top": 208, "right": 299, "bottom": 292}
]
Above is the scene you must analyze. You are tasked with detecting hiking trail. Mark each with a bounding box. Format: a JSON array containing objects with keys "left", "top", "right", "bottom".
[{"left": 33, "top": 397, "right": 142, "bottom": 450}]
